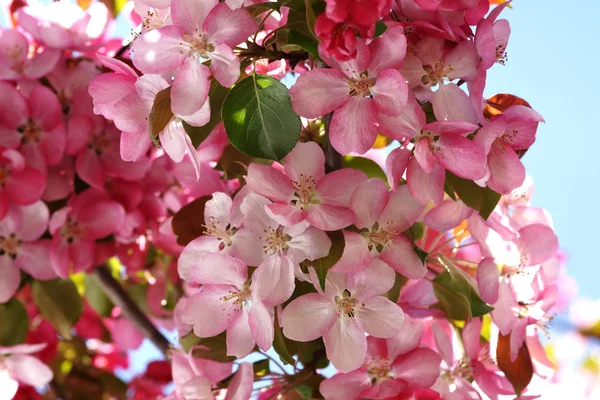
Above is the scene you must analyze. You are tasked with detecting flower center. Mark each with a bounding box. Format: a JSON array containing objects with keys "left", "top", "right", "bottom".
[
  {"left": 88, "top": 132, "right": 112, "bottom": 156},
  {"left": 366, "top": 359, "right": 392, "bottom": 383},
  {"left": 0, "top": 164, "right": 11, "bottom": 187},
  {"left": 442, "top": 358, "right": 473, "bottom": 382},
  {"left": 335, "top": 289, "right": 358, "bottom": 319},
  {"left": 220, "top": 285, "right": 252, "bottom": 311},
  {"left": 18, "top": 118, "right": 42, "bottom": 144},
  {"left": 366, "top": 222, "right": 397, "bottom": 253},
  {"left": 182, "top": 32, "right": 215, "bottom": 60},
  {"left": 291, "top": 174, "right": 319, "bottom": 209},
  {"left": 261, "top": 226, "right": 291, "bottom": 255},
  {"left": 142, "top": 10, "right": 165, "bottom": 31},
  {"left": 347, "top": 72, "right": 375, "bottom": 97},
  {"left": 60, "top": 217, "right": 85, "bottom": 244},
  {"left": 421, "top": 61, "right": 454, "bottom": 86},
  {"left": 203, "top": 217, "right": 237, "bottom": 251},
  {"left": 495, "top": 44, "right": 508, "bottom": 65},
  {"left": 0, "top": 234, "right": 21, "bottom": 259}
]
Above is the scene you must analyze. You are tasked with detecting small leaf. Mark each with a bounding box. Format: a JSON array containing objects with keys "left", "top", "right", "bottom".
[
  {"left": 413, "top": 245, "right": 428, "bottom": 264},
  {"left": 385, "top": 273, "right": 408, "bottom": 303},
  {"left": 404, "top": 222, "right": 425, "bottom": 241},
  {"left": 304, "top": 0, "right": 319, "bottom": 38},
  {"left": 148, "top": 86, "right": 172, "bottom": 147},
  {"left": 445, "top": 171, "right": 501, "bottom": 220},
  {"left": 183, "top": 82, "right": 230, "bottom": 148},
  {"left": 85, "top": 274, "right": 114, "bottom": 317},
  {"left": 300, "top": 230, "right": 345, "bottom": 292},
  {"left": 342, "top": 156, "right": 387, "bottom": 182},
  {"left": 273, "top": 308, "right": 295, "bottom": 365},
  {"left": 296, "top": 384, "right": 313, "bottom": 399},
  {"left": 374, "top": 21, "right": 388, "bottom": 38},
  {"left": 484, "top": 93, "right": 532, "bottom": 119},
  {"left": 496, "top": 332, "right": 534, "bottom": 396},
  {"left": 171, "top": 196, "right": 211, "bottom": 246},
  {"left": 190, "top": 334, "right": 236, "bottom": 362},
  {"left": 246, "top": 2, "right": 281, "bottom": 18},
  {"left": 253, "top": 359, "right": 270, "bottom": 377},
  {"left": 287, "top": 30, "right": 320, "bottom": 59},
  {"left": 222, "top": 74, "right": 301, "bottom": 160},
  {"left": 0, "top": 298, "right": 29, "bottom": 346},
  {"left": 32, "top": 279, "right": 83, "bottom": 339}
]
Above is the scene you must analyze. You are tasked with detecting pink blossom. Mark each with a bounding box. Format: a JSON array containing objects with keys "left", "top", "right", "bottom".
[
  {"left": 333, "top": 179, "right": 427, "bottom": 279},
  {"left": 246, "top": 141, "right": 367, "bottom": 230},
  {"left": 0, "top": 343, "right": 53, "bottom": 399},
  {"left": 282, "top": 260, "right": 404, "bottom": 372},
  {"left": 0, "top": 29, "right": 60, "bottom": 80},
  {"left": 0, "top": 148, "right": 46, "bottom": 220},
  {"left": 290, "top": 25, "right": 409, "bottom": 154}
]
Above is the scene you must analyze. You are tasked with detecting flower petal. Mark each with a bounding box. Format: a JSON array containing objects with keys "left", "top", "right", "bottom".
[
  {"left": 358, "top": 296, "right": 404, "bottom": 338},
  {"left": 380, "top": 235, "right": 426, "bottom": 279},
  {"left": 323, "top": 317, "right": 367, "bottom": 373},
  {"left": 282, "top": 293, "right": 337, "bottom": 341},
  {"left": 329, "top": 96, "right": 379, "bottom": 155},
  {"left": 289, "top": 69, "right": 350, "bottom": 119}
]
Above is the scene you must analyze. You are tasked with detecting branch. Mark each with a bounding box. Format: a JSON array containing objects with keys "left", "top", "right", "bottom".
[
  {"left": 92, "top": 265, "right": 171, "bottom": 355},
  {"left": 322, "top": 113, "right": 342, "bottom": 172}
]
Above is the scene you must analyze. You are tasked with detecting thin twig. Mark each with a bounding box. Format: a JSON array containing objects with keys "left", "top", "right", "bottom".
[
  {"left": 92, "top": 265, "right": 171, "bottom": 355},
  {"left": 258, "top": 350, "right": 289, "bottom": 375}
]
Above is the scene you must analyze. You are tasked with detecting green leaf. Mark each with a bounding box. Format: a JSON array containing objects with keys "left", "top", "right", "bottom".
[
  {"left": 404, "top": 222, "right": 425, "bottom": 241},
  {"left": 296, "top": 384, "right": 313, "bottom": 399},
  {"left": 300, "top": 230, "right": 345, "bottom": 292},
  {"left": 190, "top": 334, "right": 236, "bottom": 362},
  {"left": 253, "top": 359, "right": 270, "bottom": 377},
  {"left": 32, "top": 279, "right": 83, "bottom": 339},
  {"left": 222, "top": 74, "right": 301, "bottom": 160},
  {"left": 85, "top": 274, "right": 114, "bottom": 317},
  {"left": 385, "top": 273, "right": 408, "bottom": 303},
  {"left": 246, "top": 2, "right": 281, "bottom": 18},
  {"left": 413, "top": 245, "right": 429, "bottom": 264},
  {"left": 445, "top": 171, "right": 501, "bottom": 220},
  {"left": 374, "top": 21, "right": 388, "bottom": 38},
  {"left": 286, "top": 30, "right": 320, "bottom": 59},
  {"left": 180, "top": 331, "right": 203, "bottom": 352},
  {"left": 304, "top": 0, "right": 319, "bottom": 38},
  {"left": 342, "top": 156, "right": 387, "bottom": 182},
  {"left": 273, "top": 308, "right": 295, "bottom": 365},
  {"left": 183, "top": 82, "right": 230, "bottom": 148},
  {"left": 171, "top": 196, "right": 211, "bottom": 246},
  {"left": 0, "top": 299, "right": 29, "bottom": 346},
  {"left": 432, "top": 256, "right": 494, "bottom": 320},
  {"left": 148, "top": 86, "right": 173, "bottom": 147}
]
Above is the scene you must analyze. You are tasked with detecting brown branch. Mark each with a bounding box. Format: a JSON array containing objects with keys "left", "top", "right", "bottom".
[
  {"left": 322, "top": 113, "right": 342, "bottom": 172},
  {"left": 92, "top": 265, "right": 171, "bottom": 355}
]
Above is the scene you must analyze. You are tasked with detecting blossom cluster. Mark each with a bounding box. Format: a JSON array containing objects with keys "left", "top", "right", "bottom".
[{"left": 0, "top": 0, "right": 575, "bottom": 399}]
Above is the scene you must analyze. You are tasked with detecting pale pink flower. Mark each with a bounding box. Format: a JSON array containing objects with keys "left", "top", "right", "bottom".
[
  {"left": 0, "top": 343, "right": 53, "bottom": 399},
  {"left": 132, "top": 0, "right": 257, "bottom": 116},
  {"left": 332, "top": 180, "right": 426, "bottom": 279},
  {"left": 290, "top": 25, "right": 409, "bottom": 154},
  {"left": 0, "top": 29, "right": 60, "bottom": 80},
  {"left": 282, "top": 259, "right": 404, "bottom": 372},
  {"left": 0, "top": 202, "right": 55, "bottom": 302},
  {"left": 246, "top": 141, "right": 367, "bottom": 231},
  {"left": 179, "top": 253, "right": 276, "bottom": 358},
  {"left": 0, "top": 148, "right": 46, "bottom": 220},
  {"left": 320, "top": 317, "right": 442, "bottom": 400}
]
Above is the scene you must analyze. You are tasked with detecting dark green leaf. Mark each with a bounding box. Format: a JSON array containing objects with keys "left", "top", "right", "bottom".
[
  {"left": 172, "top": 196, "right": 211, "bottom": 246},
  {"left": 304, "top": 0, "right": 319, "bottom": 38},
  {"left": 480, "top": 187, "right": 502, "bottom": 220},
  {"left": 183, "top": 82, "right": 229, "bottom": 147},
  {"left": 32, "top": 279, "right": 83, "bottom": 339},
  {"left": 445, "top": 171, "right": 501, "bottom": 220},
  {"left": 180, "top": 331, "right": 202, "bottom": 352},
  {"left": 0, "top": 299, "right": 29, "bottom": 346},
  {"left": 273, "top": 308, "right": 295, "bottom": 365},
  {"left": 413, "top": 245, "right": 428, "bottom": 264},
  {"left": 191, "top": 334, "right": 236, "bottom": 362},
  {"left": 296, "top": 384, "right": 313, "bottom": 399},
  {"left": 404, "top": 222, "right": 425, "bottom": 241},
  {"left": 246, "top": 2, "right": 281, "bottom": 18},
  {"left": 385, "top": 273, "right": 408, "bottom": 303},
  {"left": 222, "top": 74, "right": 301, "bottom": 160},
  {"left": 85, "top": 274, "right": 113, "bottom": 317},
  {"left": 253, "top": 359, "right": 270, "bottom": 377},
  {"left": 286, "top": 30, "right": 320, "bottom": 59},
  {"left": 342, "top": 156, "right": 387, "bottom": 182},
  {"left": 497, "top": 332, "right": 533, "bottom": 396},
  {"left": 300, "top": 230, "right": 345, "bottom": 292},
  {"left": 148, "top": 86, "right": 172, "bottom": 147},
  {"left": 374, "top": 21, "right": 388, "bottom": 38}
]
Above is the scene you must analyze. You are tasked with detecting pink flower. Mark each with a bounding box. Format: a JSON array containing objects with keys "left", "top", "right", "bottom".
[
  {"left": 289, "top": 25, "right": 409, "bottom": 154},
  {"left": 333, "top": 180, "right": 427, "bottom": 279},
  {"left": 381, "top": 95, "right": 486, "bottom": 204},
  {"left": 0, "top": 148, "right": 46, "bottom": 220},
  {"left": 282, "top": 260, "right": 404, "bottom": 372},
  {"left": 0, "top": 29, "right": 60, "bottom": 80},
  {"left": 314, "top": 15, "right": 361, "bottom": 62},
  {"left": 0, "top": 343, "right": 53, "bottom": 399},
  {"left": 320, "top": 317, "right": 442, "bottom": 400},
  {"left": 246, "top": 141, "right": 367, "bottom": 230},
  {"left": 179, "top": 253, "right": 276, "bottom": 358},
  {"left": 0, "top": 201, "right": 54, "bottom": 302},
  {"left": 132, "top": 0, "right": 257, "bottom": 116},
  {"left": 49, "top": 188, "right": 125, "bottom": 277}
]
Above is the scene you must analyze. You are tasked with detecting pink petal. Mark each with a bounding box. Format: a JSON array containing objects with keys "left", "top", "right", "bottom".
[
  {"left": 281, "top": 293, "right": 337, "bottom": 341},
  {"left": 171, "top": 0, "right": 217, "bottom": 32},
  {"left": 407, "top": 157, "right": 445, "bottom": 204},
  {"left": 0, "top": 257, "right": 20, "bottom": 303},
  {"left": 432, "top": 322, "right": 453, "bottom": 365},
  {"left": 16, "top": 241, "right": 55, "bottom": 280},
  {"left": 172, "top": 60, "right": 211, "bottom": 118},
  {"left": 435, "top": 134, "right": 487, "bottom": 180},
  {"left": 371, "top": 69, "right": 409, "bottom": 117},
  {"left": 203, "top": 3, "right": 257, "bottom": 47},
  {"left": 368, "top": 25, "right": 407, "bottom": 75},
  {"left": 462, "top": 318, "right": 482, "bottom": 361},
  {"left": 386, "top": 316, "right": 424, "bottom": 358},
  {"left": 132, "top": 25, "right": 188, "bottom": 73},
  {"left": 160, "top": 120, "right": 188, "bottom": 163},
  {"left": 226, "top": 308, "right": 255, "bottom": 358},
  {"left": 289, "top": 69, "right": 350, "bottom": 119},
  {"left": 210, "top": 43, "right": 241, "bottom": 88},
  {"left": 432, "top": 82, "right": 479, "bottom": 125},
  {"left": 414, "top": 139, "right": 436, "bottom": 174},
  {"left": 246, "top": 164, "right": 294, "bottom": 202},
  {"left": 323, "top": 317, "right": 367, "bottom": 373},
  {"left": 329, "top": 96, "right": 379, "bottom": 155},
  {"left": 248, "top": 302, "right": 274, "bottom": 351},
  {"left": 120, "top": 130, "right": 152, "bottom": 162},
  {"left": 350, "top": 178, "right": 390, "bottom": 229},
  {"left": 182, "top": 287, "right": 237, "bottom": 337},
  {"left": 265, "top": 203, "right": 305, "bottom": 227},
  {"left": 392, "top": 348, "right": 442, "bottom": 388},
  {"left": 316, "top": 168, "right": 368, "bottom": 207},
  {"left": 112, "top": 318, "right": 144, "bottom": 351},
  {"left": 5, "top": 167, "right": 45, "bottom": 206},
  {"left": 306, "top": 204, "right": 355, "bottom": 231},
  {"left": 347, "top": 258, "right": 396, "bottom": 301},
  {"left": 444, "top": 40, "right": 479, "bottom": 81},
  {"left": 331, "top": 231, "right": 371, "bottom": 273},
  {"left": 287, "top": 227, "right": 332, "bottom": 263},
  {"left": 76, "top": 151, "right": 105, "bottom": 188},
  {"left": 424, "top": 199, "right": 474, "bottom": 232},
  {"left": 179, "top": 252, "right": 247, "bottom": 287},
  {"left": 378, "top": 94, "right": 425, "bottom": 140},
  {"left": 385, "top": 147, "right": 410, "bottom": 190},
  {"left": 80, "top": 201, "right": 125, "bottom": 239},
  {"left": 320, "top": 370, "right": 371, "bottom": 400},
  {"left": 378, "top": 186, "right": 425, "bottom": 232},
  {"left": 477, "top": 258, "right": 499, "bottom": 304},
  {"left": 516, "top": 224, "right": 559, "bottom": 266},
  {"left": 224, "top": 362, "right": 254, "bottom": 400},
  {"left": 359, "top": 296, "right": 404, "bottom": 338},
  {"left": 251, "top": 256, "right": 294, "bottom": 306},
  {"left": 284, "top": 141, "right": 325, "bottom": 183},
  {"left": 361, "top": 379, "right": 406, "bottom": 399},
  {"left": 380, "top": 235, "right": 426, "bottom": 279},
  {"left": 5, "top": 354, "right": 53, "bottom": 388},
  {"left": 486, "top": 143, "right": 525, "bottom": 194},
  {"left": 15, "top": 201, "right": 49, "bottom": 241}
]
